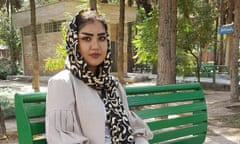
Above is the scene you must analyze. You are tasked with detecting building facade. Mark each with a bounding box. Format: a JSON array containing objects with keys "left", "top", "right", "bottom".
[{"left": 12, "top": 1, "right": 136, "bottom": 75}]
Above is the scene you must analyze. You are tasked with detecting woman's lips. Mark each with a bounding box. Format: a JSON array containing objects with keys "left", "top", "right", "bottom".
[{"left": 89, "top": 53, "right": 101, "bottom": 58}]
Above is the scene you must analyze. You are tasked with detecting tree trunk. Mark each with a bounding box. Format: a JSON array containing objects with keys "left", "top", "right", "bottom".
[
  {"left": 89, "top": 0, "right": 97, "bottom": 10},
  {"left": 225, "top": 0, "right": 234, "bottom": 67},
  {"left": 157, "top": 0, "right": 177, "bottom": 85},
  {"left": 135, "top": 0, "right": 152, "bottom": 16},
  {"left": 214, "top": 0, "right": 220, "bottom": 65},
  {"left": 30, "top": 0, "right": 40, "bottom": 92},
  {"left": 230, "top": 0, "right": 240, "bottom": 102},
  {"left": 127, "top": 22, "right": 134, "bottom": 73},
  {"left": 117, "top": 0, "right": 125, "bottom": 84},
  {"left": 218, "top": 0, "right": 224, "bottom": 65},
  {"left": 0, "top": 106, "right": 6, "bottom": 138}
]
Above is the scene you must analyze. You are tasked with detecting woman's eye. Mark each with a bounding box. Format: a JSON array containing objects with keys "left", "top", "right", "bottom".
[
  {"left": 81, "top": 37, "right": 91, "bottom": 41},
  {"left": 99, "top": 36, "right": 106, "bottom": 41}
]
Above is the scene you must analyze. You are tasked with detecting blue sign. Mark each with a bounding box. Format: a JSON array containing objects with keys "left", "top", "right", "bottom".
[{"left": 218, "top": 24, "right": 233, "bottom": 34}]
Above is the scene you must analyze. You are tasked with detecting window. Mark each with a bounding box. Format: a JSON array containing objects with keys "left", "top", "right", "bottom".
[
  {"left": 23, "top": 26, "right": 30, "bottom": 36},
  {"left": 44, "top": 20, "right": 65, "bottom": 33},
  {"left": 36, "top": 24, "right": 42, "bottom": 34},
  {"left": 23, "top": 24, "right": 42, "bottom": 36}
]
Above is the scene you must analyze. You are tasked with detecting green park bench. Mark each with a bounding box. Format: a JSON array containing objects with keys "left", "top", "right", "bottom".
[
  {"left": 200, "top": 63, "right": 229, "bottom": 78},
  {"left": 200, "top": 63, "right": 230, "bottom": 83},
  {"left": 132, "top": 63, "right": 152, "bottom": 73},
  {"left": 14, "top": 82, "right": 207, "bottom": 144}
]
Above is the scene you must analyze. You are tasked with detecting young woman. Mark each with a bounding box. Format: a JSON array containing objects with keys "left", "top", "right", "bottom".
[{"left": 46, "top": 9, "right": 153, "bottom": 144}]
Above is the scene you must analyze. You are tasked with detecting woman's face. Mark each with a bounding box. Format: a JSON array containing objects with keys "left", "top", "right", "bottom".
[{"left": 78, "top": 20, "right": 108, "bottom": 72}]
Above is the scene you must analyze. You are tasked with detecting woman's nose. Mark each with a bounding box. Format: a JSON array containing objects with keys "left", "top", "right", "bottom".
[{"left": 91, "top": 38, "right": 100, "bottom": 49}]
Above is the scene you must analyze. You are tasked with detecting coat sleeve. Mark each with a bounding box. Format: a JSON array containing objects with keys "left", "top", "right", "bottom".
[
  {"left": 117, "top": 83, "right": 153, "bottom": 144},
  {"left": 46, "top": 72, "right": 89, "bottom": 144}
]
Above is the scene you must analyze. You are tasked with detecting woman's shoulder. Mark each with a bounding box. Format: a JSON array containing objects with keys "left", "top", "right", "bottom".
[
  {"left": 48, "top": 70, "right": 86, "bottom": 88},
  {"left": 48, "top": 70, "right": 72, "bottom": 84}
]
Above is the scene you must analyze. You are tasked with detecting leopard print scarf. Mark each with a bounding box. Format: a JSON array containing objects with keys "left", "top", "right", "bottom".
[{"left": 65, "top": 11, "right": 135, "bottom": 144}]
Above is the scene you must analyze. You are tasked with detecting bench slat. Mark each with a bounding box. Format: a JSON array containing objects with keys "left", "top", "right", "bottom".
[
  {"left": 148, "top": 113, "right": 207, "bottom": 130},
  {"left": 125, "top": 83, "right": 202, "bottom": 94},
  {"left": 33, "top": 138, "right": 47, "bottom": 144},
  {"left": 21, "top": 93, "right": 46, "bottom": 103},
  {"left": 150, "top": 123, "right": 207, "bottom": 143},
  {"left": 24, "top": 103, "right": 45, "bottom": 118},
  {"left": 134, "top": 101, "right": 206, "bottom": 119},
  {"left": 30, "top": 121, "right": 45, "bottom": 135},
  {"left": 159, "top": 134, "right": 206, "bottom": 144},
  {"left": 127, "top": 90, "right": 204, "bottom": 107}
]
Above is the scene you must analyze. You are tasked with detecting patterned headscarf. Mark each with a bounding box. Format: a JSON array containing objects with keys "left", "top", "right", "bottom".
[{"left": 65, "top": 10, "right": 135, "bottom": 143}]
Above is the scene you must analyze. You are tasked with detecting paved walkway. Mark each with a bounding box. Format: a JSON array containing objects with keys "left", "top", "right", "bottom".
[
  {"left": 204, "top": 90, "right": 240, "bottom": 144},
  {"left": 1, "top": 74, "right": 240, "bottom": 144}
]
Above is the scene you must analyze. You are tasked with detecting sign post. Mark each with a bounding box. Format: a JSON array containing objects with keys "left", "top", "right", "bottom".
[{"left": 218, "top": 24, "right": 233, "bottom": 34}]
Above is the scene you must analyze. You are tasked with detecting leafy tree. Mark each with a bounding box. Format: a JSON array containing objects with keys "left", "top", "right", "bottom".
[
  {"left": 0, "top": 0, "right": 22, "bottom": 13},
  {"left": 133, "top": 1, "right": 216, "bottom": 78},
  {"left": 230, "top": 0, "right": 240, "bottom": 102},
  {"left": 157, "top": 0, "right": 177, "bottom": 85},
  {"left": 117, "top": 0, "right": 125, "bottom": 84},
  {"left": 132, "top": 7, "right": 158, "bottom": 66},
  {"left": 0, "top": 8, "right": 21, "bottom": 62},
  {"left": 0, "top": 1, "right": 22, "bottom": 138},
  {"left": 177, "top": 0, "right": 216, "bottom": 81},
  {"left": 29, "top": 0, "right": 40, "bottom": 91}
]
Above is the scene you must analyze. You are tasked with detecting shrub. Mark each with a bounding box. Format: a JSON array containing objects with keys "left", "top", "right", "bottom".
[
  {"left": 0, "top": 58, "right": 18, "bottom": 80},
  {"left": 0, "top": 96, "right": 15, "bottom": 119}
]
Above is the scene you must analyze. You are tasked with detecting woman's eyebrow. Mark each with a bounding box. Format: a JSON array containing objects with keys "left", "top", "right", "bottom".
[
  {"left": 79, "top": 32, "right": 107, "bottom": 36},
  {"left": 80, "top": 32, "right": 93, "bottom": 36},
  {"left": 98, "top": 32, "right": 107, "bottom": 36}
]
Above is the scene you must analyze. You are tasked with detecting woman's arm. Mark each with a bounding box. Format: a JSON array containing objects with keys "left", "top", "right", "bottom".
[{"left": 46, "top": 71, "right": 89, "bottom": 144}]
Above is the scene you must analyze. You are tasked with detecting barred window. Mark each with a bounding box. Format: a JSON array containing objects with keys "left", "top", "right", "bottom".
[
  {"left": 36, "top": 24, "right": 42, "bottom": 34},
  {"left": 23, "top": 24, "right": 42, "bottom": 36},
  {"left": 44, "top": 20, "right": 65, "bottom": 33},
  {"left": 23, "top": 26, "right": 30, "bottom": 36}
]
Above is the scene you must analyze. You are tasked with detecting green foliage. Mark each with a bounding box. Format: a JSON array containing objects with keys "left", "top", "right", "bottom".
[
  {"left": 44, "top": 44, "right": 67, "bottom": 71},
  {"left": 0, "top": 58, "right": 19, "bottom": 80},
  {"left": 132, "top": 7, "right": 158, "bottom": 65},
  {"left": 0, "top": 95, "right": 15, "bottom": 119},
  {"left": 176, "top": 49, "right": 196, "bottom": 77},
  {"left": 177, "top": 0, "right": 216, "bottom": 77},
  {"left": 133, "top": 1, "right": 216, "bottom": 76},
  {"left": 0, "top": 87, "right": 20, "bottom": 119},
  {"left": 0, "top": 8, "right": 21, "bottom": 62},
  {"left": 177, "top": 0, "right": 216, "bottom": 56},
  {"left": 44, "top": 25, "right": 67, "bottom": 71}
]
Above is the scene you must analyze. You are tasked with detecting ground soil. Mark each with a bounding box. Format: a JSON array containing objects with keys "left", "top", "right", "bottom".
[{"left": 205, "top": 90, "right": 240, "bottom": 129}]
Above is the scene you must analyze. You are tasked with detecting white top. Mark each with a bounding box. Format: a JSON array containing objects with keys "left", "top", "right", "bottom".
[{"left": 105, "top": 125, "right": 112, "bottom": 144}]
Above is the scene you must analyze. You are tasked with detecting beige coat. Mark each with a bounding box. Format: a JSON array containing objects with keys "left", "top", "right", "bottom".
[{"left": 46, "top": 70, "right": 153, "bottom": 144}]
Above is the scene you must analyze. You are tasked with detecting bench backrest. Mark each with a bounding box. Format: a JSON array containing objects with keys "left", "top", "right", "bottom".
[
  {"left": 126, "top": 82, "right": 207, "bottom": 144},
  {"left": 15, "top": 92, "right": 47, "bottom": 144},
  {"left": 14, "top": 82, "right": 207, "bottom": 144}
]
